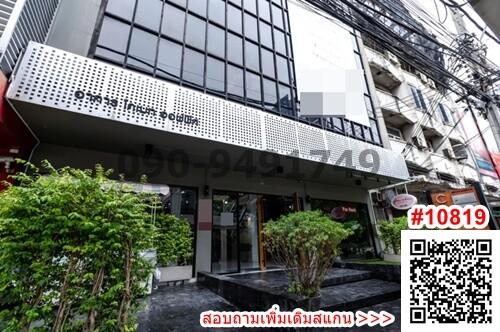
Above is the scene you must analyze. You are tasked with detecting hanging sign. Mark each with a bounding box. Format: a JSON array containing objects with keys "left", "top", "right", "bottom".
[{"left": 391, "top": 194, "right": 417, "bottom": 210}]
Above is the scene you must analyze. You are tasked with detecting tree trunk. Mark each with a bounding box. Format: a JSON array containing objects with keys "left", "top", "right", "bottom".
[
  {"left": 20, "top": 286, "right": 44, "bottom": 332},
  {"left": 53, "top": 255, "right": 78, "bottom": 332},
  {"left": 117, "top": 240, "right": 133, "bottom": 330},
  {"left": 84, "top": 267, "right": 105, "bottom": 332}
]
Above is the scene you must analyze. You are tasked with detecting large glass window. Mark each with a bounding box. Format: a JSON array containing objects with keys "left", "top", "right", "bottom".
[
  {"left": 96, "top": 17, "right": 130, "bottom": 63},
  {"left": 207, "top": 57, "right": 225, "bottom": 93},
  {"left": 162, "top": 4, "right": 185, "bottom": 41},
  {"left": 96, "top": 0, "right": 297, "bottom": 119},
  {"left": 135, "top": 0, "right": 163, "bottom": 30},
  {"left": 246, "top": 71, "right": 261, "bottom": 105},
  {"left": 185, "top": 14, "right": 206, "bottom": 50},
  {"left": 228, "top": 33, "right": 243, "bottom": 65},
  {"left": 227, "top": 65, "right": 244, "bottom": 99},
  {"left": 183, "top": 48, "right": 205, "bottom": 85},
  {"left": 207, "top": 24, "right": 225, "bottom": 58},
  {"left": 127, "top": 28, "right": 157, "bottom": 72},
  {"left": 156, "top": 38, "right": 182, "bottom": 80},
  {"left": 245, "top": 40, "right": 260, "bottom": 72}
]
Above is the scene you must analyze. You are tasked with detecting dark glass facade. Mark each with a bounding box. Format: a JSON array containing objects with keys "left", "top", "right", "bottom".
[
  {"left": 95, "top": 0, "right": 296, "bottom": 117},
  {"left": 94, "top": 0, "right": 381, "bottom": 145}
]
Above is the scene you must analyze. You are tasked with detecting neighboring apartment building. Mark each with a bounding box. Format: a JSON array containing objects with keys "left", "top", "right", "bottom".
[
  {"left": 363, "top": 33, "right": 500, "bottom": 220},
  {"left": 0, "top": 0, "right": 410, "bottom": 275}
]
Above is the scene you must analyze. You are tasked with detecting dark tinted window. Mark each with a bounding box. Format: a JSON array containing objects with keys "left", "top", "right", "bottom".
[
  {"left": 106, "top": 0, "right": 135, "bottom": 20},
  {"left": 157, "top": 39, "right": 182, "bottom": 80},
  {"left": 246, "top": 71, "right": 261, "bottom": 104},
  {"left": 259, "top": 21, "right": 273, "bottom": 48},
  {"left": 244, "top": 13, "right": 258, "bottom": 41},
  {"left": 185, "top": 15, "right": 206, "bottom": 50},
  {"left": 261, "top": 48, "right": 275, "bottom": 78},
  {"left": 227, "top": 5, "right": 242, "bottom": 33},
  {"left": 274, "top": 29, "right": 286, "bottom": 55},
  {"left": 97, "top": 0, "right": 297, "bottom": 119},
  {"left": 276, "top": 55, "right": 289, "bottom": 84},
  {"left": 208, "top": 0, "right": 225, "bottom": 25},
  {"left": 127, "top": 28, "right": 157, "bottom": 72},
  {"left": 272, "top": 5, "right": 283, "bottom": 29},
  {"left": 188, "top": 0, "right": 207, "bottom": 16},
  {"left": 228, "top": 33, "right": 243, "bottom": 65},
  {"left": 207, "top": 24, "right": 225, "bottom": 58},
  {"left": 244, "top": 0, "right": 257, "bottom": 14},
  {"left": 207, "top": 57, "right": 225, "bottom": 92},
  {"left": 258, "top": 0, "right": 270, "bottom": 21},
  {"left": 183, "top": 48, "right": 205, "bottom": 85},
  {"left": 96, "top": 17, "right": 130, "bottom": 62},
  {"left": 245, "top": 40, "right": 260, "bottom": 72},
  {"left": 162, "top": 4, "right": 185, "bottom": 41},
  {"left": 135, "top": 0, "right": 162, "bottom": 30},
  {"left": 263, "top": 78, "right": 277, "bottom": 110},
  {"left": 227, "top": 65, "right": 244, "bottom": 98}
]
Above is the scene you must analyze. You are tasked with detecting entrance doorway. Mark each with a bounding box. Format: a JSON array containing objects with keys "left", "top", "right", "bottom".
[{"left": 211, "top": 191, "right": 295, "bottom": 274}]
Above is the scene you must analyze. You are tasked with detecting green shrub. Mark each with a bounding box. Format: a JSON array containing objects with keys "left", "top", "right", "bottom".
[
  {"left": 263, "top": 210, "right": 352, "bottom": 298},
  {"left": 154, "top": 214, "right": 193, "bottom": 266},
  {"left": 378, "top": 216, "right": 408, "bottom": 254},
  {"left": 0, "top": 161, "right": 156, "bottom": 331}
]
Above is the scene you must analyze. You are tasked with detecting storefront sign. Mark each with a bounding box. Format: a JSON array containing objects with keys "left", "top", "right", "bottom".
[
  {"left": 391, "top": 194, "right": 417, "bottom": 210},
  {"left": 431, "top": 188, "right": 479, "bottom": 207},
  {"left": 74, "top": 90, "right": 199, "bottom": 126},
  {"left": 330, "top": 206, "right": 357, "bottom": 220}
]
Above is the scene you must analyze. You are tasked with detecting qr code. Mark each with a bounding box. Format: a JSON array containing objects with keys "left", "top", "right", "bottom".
[{"left": 402, "top": 230, "right": 500, "bottom": 332}]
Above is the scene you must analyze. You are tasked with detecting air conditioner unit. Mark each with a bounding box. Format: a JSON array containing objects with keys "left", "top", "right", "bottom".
[
  {"left": 386, "top": 51, "right": 399, "bottom": 64},
  {"left": 412, "top": 136, "right": 425, "bottom": 149},
  {"left": 442, "top": 148, "right": 453, "bottom": 159},
  {"left": 418, "top": 72, "right": 428, "bottom": 83}
]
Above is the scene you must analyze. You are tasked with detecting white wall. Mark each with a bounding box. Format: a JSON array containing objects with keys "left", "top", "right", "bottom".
[
  {"left": 288, "top": 0, "right": 369, "bottom": 126},
  {"left": 46, "top": 0, "right": 102, "bottom": 56}
]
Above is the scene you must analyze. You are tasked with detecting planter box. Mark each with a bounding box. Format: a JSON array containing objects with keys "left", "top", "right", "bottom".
[
  {"left": 383, "top": 253, "right": 401, "bottom": 263},
  {"left": 157, "top": 265, "right": 193, "bottom": 282}
]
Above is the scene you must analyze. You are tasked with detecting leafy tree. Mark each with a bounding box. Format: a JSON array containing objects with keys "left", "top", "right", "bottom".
[
  {"left": 378, "top": 216, "right": 408, "bottom": 255},
  {"left": 0, "top": 161, "right": 156, "bottom": 331},
  {"left": 154, "top": 214, "right": 193, "bottom": 266},
  {"left": 263, "top": 211, "right": 352, "bottom": 298}
]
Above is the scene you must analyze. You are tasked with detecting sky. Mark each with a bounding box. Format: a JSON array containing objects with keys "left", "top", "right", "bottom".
[{"left": 402, "top": 0, "right": 499, "bottom": 66}]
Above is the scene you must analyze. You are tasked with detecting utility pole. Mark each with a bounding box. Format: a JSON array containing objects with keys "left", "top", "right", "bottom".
[{"left": 450, "top": 7, "right": 500, "bottom": 153}]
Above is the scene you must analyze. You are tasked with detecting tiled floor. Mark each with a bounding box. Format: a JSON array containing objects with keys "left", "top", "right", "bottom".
[{"left": 137, "top": 284, "right": 401, "bottom": 332}]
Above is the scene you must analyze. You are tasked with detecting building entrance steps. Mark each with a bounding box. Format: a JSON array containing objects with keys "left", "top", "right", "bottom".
[{"left": 197, "top": 268, "right": 400, "bottom": 312}]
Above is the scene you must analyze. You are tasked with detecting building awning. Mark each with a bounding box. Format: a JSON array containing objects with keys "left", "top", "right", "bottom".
[{"left": 6, "top": 42, "right": 410, "bottom": 186}]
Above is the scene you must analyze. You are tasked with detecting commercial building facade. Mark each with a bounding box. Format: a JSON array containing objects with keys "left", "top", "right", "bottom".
[{"left": 1, "top": 0, "right": 412, "bottom": 275}]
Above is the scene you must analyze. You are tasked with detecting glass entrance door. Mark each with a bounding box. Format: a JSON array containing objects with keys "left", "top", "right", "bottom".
[
  {"left": 237, "top": 194, "right": 260, "bottom": 271},
  {"left": 212, "top": 191, "right": 296, "bottom": 273},
  {"left": 212, "top": 193, "right": 239, "bottom": 274}
]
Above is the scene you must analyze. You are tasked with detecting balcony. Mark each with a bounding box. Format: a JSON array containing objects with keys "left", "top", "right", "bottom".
[
  {"left": 365, "top": 48, "right": 404, "bottom": 90},
  {"left": 389, "top": 138, "right": 431, "bottom": 168},
  {"left": 376, "top": 90, "right": 417, "bottom": 126}
]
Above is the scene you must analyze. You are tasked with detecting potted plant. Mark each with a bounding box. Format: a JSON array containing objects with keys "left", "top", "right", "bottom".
[
  {"left": 154, "top": 214, "right": 194, "bottom": 282},
  {"left": 377, "top": 216, "right": 407, "bottom": 262},
  {"left": 263, "top": 211, "right": 352, "bottom": 299}
]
